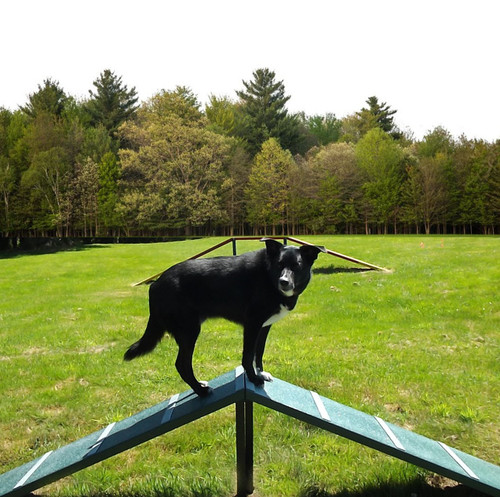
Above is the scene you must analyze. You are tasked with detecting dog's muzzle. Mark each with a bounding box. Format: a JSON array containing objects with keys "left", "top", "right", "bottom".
[{"left": 279, "top": 269, "right": 295, "bottom": 297}]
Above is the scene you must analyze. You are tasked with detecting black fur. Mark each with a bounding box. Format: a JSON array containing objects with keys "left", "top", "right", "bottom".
[{"left": 124, "top": 239, "right": 324, "bottom": 396}]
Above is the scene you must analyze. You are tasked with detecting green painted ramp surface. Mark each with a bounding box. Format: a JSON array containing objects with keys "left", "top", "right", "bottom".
[
  {"left": 1, "top": 368, "right": 499, "bottom": 497},
  {"left": 0, "top": 369, "right": 244, "bottom": 497},
  {"left": 246, "top": 376, "right": 500, "bottom": 496}
]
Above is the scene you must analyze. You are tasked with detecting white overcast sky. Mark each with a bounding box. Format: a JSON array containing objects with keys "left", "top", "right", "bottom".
[{"left": 2, "top": 0, "right": 499, "bottom": 141}]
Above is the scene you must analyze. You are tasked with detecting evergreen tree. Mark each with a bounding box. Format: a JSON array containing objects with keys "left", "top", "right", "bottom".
[
  {"left": 459, "top": 160, "right": 488, "bottom": 233},
  {"left": 21, "top": 79, "right": 68, "bottom": 118},
  {"left": 358, "top": 96, "right": 399, "bottom": 137},
  {"left": 86, "top": 70, "right": 139, "bottom": 138},
  {"left": 236, "top": 68, "right": 300, "bottom": 155}
]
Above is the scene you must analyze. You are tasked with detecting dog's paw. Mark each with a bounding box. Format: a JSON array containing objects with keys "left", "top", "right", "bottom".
[
  {"left": 257, "top": 369, "right": 273, "bottom": 382},
  {"left": 261, "top": 371, "right": 273, "bottom": 382},
  {"left": 249, "top": 375, "right": 265, "bottom": 387},
  {"left": 195, "top": 381, "right": 213, "bottom": 397}
]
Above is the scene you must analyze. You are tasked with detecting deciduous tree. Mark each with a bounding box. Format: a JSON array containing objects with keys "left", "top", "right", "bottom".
[
  {"left": 356, "top": 128, "right": 404, "bottom": 233},
  {"left": 0, "top": 157, "right": 15, "bottom": 233},
  {"left": 418, "top": 127, "right": 456, "bottom": 231},
  {"left": 205, "top": 95, "right": 236, "bottom": 135},
  {"left": 402, "top": 155, "right": 446, "bottom": 234},
  {"left": 21, "top": 147, "right": 71, "bottom": 235},
  {"left": 245, "top": 138, "right": 294, "bottom": 234},
  {"left": 69, "top": 157, "right": 99, "bottom": 236},
  {"left": 311, "top": 142, "right": 362, "bottom": 233},
  {"left": 143, "top": 86, "right": 202, "bottom": 126},
  {"left": 340, "top": 112, "right": 377, "bottom": 143},
  {"left": 304, "top": 113, "right": 341, "bottom": 146},
  {"left": 118, "top": 90, "right": 232, "bottom": 234},
  {"left": 98, "top": 152, "right": 120, "bottom": 234}
]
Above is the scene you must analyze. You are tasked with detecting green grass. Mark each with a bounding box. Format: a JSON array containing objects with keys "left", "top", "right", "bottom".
[{"left": 0, "top": 236, "right": 498, "bottom": 496}]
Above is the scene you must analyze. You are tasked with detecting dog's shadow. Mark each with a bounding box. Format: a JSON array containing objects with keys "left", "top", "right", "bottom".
[{"left": 313, "top": 265, "right": 375, "bottom": 275}]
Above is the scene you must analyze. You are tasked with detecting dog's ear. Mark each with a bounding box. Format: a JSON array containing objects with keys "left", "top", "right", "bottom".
[
  {"left": 261, "top": 238, "right": 283, "bottom": 258},
  {"left": 299, "top": 244, "right": 326, "bottom": 263}
]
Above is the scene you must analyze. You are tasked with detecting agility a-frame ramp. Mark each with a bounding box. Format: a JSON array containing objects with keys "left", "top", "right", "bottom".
[
  {"left": 1, "top": 368, "right": 499, "bottom": 497},
  {"left": 133, "top": 235, "right": 389, "bottom": 286}
]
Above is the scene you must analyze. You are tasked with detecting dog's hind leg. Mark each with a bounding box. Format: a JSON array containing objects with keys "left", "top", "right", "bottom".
[
  {"left": 173, "top": 321, "right": 212, "bottom": 397},
  {"left": 254, "top": 325, "right": 273, "bottom": 382}
]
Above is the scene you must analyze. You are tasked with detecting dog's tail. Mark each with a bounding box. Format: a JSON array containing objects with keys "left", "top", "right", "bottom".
[{"left": 124, "top": 318, "right": 164, "bottom": 361}]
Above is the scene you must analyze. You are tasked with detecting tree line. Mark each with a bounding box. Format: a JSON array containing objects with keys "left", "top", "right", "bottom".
[{"left": 0, "top": 68, "right": 499, "bottom": 238}]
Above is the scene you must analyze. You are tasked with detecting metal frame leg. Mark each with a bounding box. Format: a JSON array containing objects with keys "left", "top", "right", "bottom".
[{"left": 236, "top": 401, "right": 253, "bottom": 496}]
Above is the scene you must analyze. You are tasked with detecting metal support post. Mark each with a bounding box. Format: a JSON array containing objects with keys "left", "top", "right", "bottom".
[
  {"left": 236, "top": 401, "right": 254, "bottom": 496},
  {"left": 232, "top": 238, "right": 237, "bottom": 256}
]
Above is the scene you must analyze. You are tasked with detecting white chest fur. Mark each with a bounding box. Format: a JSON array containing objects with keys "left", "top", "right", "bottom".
[{"left": 263, "top": 304, "right": 290, "bottom": 327}]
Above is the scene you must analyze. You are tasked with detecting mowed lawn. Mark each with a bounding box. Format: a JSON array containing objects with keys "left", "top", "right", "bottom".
[{"left": 0, "top": 236, "right": 498, "bottom": 497}]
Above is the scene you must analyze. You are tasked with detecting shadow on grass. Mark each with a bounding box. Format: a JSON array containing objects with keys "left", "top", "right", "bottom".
[
  {"left": 36, "top": 477, "right": 491, "bottom": 497},
  {"left": 313, "top": 265, "right": 375, "bottom": 275},
  {"left": 0, "top": 242, "right": 109, "bottom": 260},
  {"left": 300, "top": 477, "right": 489, "bottom": 497}
]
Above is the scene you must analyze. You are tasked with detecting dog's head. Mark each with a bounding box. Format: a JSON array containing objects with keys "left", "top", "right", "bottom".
[{"left": 262, "top": 239, "right": 326, "bottom": 297}]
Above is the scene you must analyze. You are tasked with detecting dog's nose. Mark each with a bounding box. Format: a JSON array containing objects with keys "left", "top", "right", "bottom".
[{"left": 279, "top": 276, "right": 293, "bottom": 291}]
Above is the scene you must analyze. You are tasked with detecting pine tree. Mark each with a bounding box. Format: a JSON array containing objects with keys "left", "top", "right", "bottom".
[
  {"left": 359, "top": 96, "right": 399, "bottom": 136},
  {"left": 236, "top": 68, "right": 300, "bottom": 155},
  {"left": 21, "top": 79, "right": 68, "bottom": 118},
  {"left": 86, "top": 70, "right": 139, "bottom": 137}
]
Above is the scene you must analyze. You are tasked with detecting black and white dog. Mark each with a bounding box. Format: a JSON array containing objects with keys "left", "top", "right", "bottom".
[{"left": 124, "top": 239, "right": 325, "bottom": 396}]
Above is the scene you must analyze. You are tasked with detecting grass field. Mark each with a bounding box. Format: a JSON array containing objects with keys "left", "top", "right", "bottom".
[{"left": 0, "top": 236, "right": 498, "bottom": 497}]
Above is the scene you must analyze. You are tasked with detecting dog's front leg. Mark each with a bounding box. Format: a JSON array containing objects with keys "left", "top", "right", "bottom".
[
  {"left": 242, "top": 325, "right": 265, "bottom": 386},
  {"left": 255, "top": 325, "right": 273, "bottom": 382}
]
